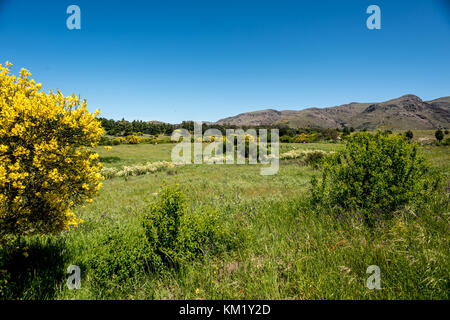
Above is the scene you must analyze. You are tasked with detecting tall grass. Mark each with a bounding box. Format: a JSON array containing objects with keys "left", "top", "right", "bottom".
[{"left": 1, "top": 142, "right": 448, "bottom": 300}]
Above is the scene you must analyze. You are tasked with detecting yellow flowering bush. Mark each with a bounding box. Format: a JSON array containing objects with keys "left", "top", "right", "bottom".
[
  {"left": 113, "top": 137, "right": 126, "bottom": 145},
  {"left": 0, "top": 62, "right": 104, "bottom": 241},
  {"left": 126, "top": 135, "right": 139, "bottom": 144},
  {"left": 294, "top": 133, "right": 308, "bottom": 143}
]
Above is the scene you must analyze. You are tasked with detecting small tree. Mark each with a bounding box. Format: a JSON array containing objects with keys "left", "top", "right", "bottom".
[
  {"left": 142, "top": 185, "right": 228, "bottom": 266},
  {"left": 405, "top": 130, "right": 414, "bottom": 140},
  {"left": 435, "top": 129, "right": 444, "bottom": 143},
  {"left": 342, "top": 126, "right": 350, "bottom": 137},
  {"left": 0, "top": 62, "right": 104, "bottom": 242},
  {"left": 311, "top": 132, "right": 427, "bottom": 225}
]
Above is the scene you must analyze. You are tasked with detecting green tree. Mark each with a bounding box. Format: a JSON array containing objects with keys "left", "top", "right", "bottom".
[
  {"left": 311, "top": 132, "right": 428, "bottom": 225},
  {"left": 405, "top": 130, "right": 414, "bottom": 140},
  {"left": 342, "top": 126, "right": 350, "bottom": 136},
  {"left": 435, "top": 129, "right": 444, "bottom": 143}
]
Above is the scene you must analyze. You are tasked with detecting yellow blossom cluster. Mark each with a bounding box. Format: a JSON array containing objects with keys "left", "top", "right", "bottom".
[{"left": 0, "top": 62, "right": 104, "bottom": 240}]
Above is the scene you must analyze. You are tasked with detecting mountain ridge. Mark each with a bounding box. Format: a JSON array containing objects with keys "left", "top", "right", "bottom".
[{"left": 215, "top": 94, "right": 450, "bottom": 130}]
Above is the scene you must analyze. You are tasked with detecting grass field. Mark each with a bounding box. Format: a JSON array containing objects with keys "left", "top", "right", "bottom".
[{"left": 1, "top": 140, "right": 449, "bottom": 300}]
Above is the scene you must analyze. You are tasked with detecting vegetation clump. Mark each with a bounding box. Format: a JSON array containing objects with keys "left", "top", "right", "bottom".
[
  {"left": 435, "top": 129, "right": 444, "bottom": 143},
  {"left": 311, "top": 132, "right": 432, "bottom": 225},
  {"left": 0, "top": 62, "right": 103, "bottom": 243},
  {"left": 142, "top": 185, "right": 233, "bottom": 267}
]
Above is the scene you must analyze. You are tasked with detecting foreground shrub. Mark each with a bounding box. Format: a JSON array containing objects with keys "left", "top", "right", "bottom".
[
  {"left": 142, "top": 185, "right": 230, "bottom": 266},
  {"left": 311, "top": 132, "right": 429, "bottom": 224},
  {"left": 0, "top": 62, "right": 104, "bottom": 242},
  {"left": 85, "top": 225, "right": 153, "bottom": 296}
]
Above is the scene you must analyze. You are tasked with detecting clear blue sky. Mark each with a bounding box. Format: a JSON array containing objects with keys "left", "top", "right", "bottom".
[{"left": 1, "top": 0, "right": 449, "bottom": 123}]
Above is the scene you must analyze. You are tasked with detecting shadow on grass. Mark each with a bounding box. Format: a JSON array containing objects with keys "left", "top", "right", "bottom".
[
  {"left": 0, "top": 236, "right": 68, "bottom": 299},
  {"left": 100, "top": 156, "right": 121, "bottom": 164}
]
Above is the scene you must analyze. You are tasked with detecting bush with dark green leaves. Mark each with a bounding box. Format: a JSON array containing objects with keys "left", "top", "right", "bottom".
[
  {"left": 311, "top": 132, "right": 430, "bottom": 225},
  {"left": 442, "top": 137, "right": 450, "bottom": 146},
  {"left": 142, "top": 185, "right": 232, "bottom": 267},
  {"left": 405, "top": 130, "right": 413, "bottom": 140},
  {"left": 301, "top": 150, "right": 328, "bottom": 168},
  {"left": 280, "top": 135, "right": 293, "bottom": 143},
  {"left": 435, "top": 129, "right": 444, "bottom": 142},
  {"left": 86, "top": 226, "right": 153, "bottom": 295},
  {"left": 142, "top": 185, "right": 184, "bottom": 266}
]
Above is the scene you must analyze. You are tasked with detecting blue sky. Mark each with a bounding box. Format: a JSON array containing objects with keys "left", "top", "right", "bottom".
[{"left": 0, "top": 0, "right": 449, "bottom": 123}]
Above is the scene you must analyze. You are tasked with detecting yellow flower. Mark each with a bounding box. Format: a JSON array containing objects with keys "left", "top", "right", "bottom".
[{"left": 195, "top": 288, "right": 200, "bottom": 295}]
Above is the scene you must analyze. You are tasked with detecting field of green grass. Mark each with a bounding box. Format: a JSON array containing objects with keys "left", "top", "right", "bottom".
[{"left": 1, "top": 141, "right": 448, "bottom": 300}]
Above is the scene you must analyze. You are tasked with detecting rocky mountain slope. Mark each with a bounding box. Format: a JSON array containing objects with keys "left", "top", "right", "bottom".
[{"left": 216, "top": 95, "right": 450, "bottom": 130}]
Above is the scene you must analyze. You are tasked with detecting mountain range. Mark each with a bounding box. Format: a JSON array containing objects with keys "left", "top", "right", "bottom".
[{"left": 216, "top": 95, "right": 450, "bottom": 130}]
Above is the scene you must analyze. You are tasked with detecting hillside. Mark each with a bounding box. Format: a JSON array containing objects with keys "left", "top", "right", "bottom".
[{"left": 216, "top": 95, "right": 450, "bottom": 130}]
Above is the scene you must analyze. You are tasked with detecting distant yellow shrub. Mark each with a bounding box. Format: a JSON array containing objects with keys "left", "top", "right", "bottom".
[
  {"left": 0, "top": 62, "right": 104, "bottom": 242},
  {"left": 126, "top": 135, "right": 139, "bottom": 144},
  {"left": 114, "top": 137, "right": 126, "bottom": 144},
  {"left": 294, "top": 133, "right": 308, "bottom": 143}
]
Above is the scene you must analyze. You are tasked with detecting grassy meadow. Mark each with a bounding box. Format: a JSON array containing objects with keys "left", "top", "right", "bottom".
[{"left": 0, "top": 138, "right": 449, "bottom": 300}]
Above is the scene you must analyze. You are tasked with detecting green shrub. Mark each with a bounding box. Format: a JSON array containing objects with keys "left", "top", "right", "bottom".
[
  {"left": 86, "top": 225, "right": 153, "bottom": 295},
  {"left": 405, "top": 130, "right": 414, "bottom": 140},
  {"left": 142, "top": 185, "right": 230, "bottom": 266},
  {"left": 155, "top": 136, "right": 172, "bottom": 144},
  {"left": 301, "top": 149, "right": 328, "bottom": 167},
  {"left": 138, "top": 137, "right": 152, "bottom": 144},
  {"left": 113, "top": 137, "right": 126, "bottom": 145},
  {"left": 435, "top": 129, "right": 444, "bottom": 142},
  {"left": 280, "top": 149, "right": 330, "bottom": 168},
  {"left": 442, "top": 137, "right": 450, "bottom": 146},
  {"left": 176, "top": 207, "right": 229, "bottom": 260},
  {"left": 99, "top": 136, "right": 113, "bottom": 146},
  {"left": 311, "top": 132, "right": 429, "bottom": 225},
  {"left": 280, "top": 135, "right": 293, "bottom": 143},
  {"left": 143, "top": 185, "right": 184, "bottom": 266}
]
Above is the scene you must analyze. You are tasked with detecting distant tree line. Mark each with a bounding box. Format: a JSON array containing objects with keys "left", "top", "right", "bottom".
[
  {"left": 179, "top": 121, "right": 345, "bottom": 142},
  {"left": 99, "top": 118, "right": 175, "bottom": 136},
  {"left": 99, "top": 118, "right": 364, "bottom": 143}
]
